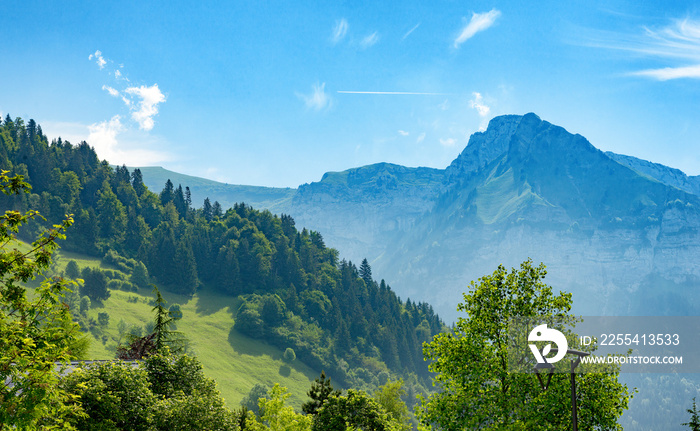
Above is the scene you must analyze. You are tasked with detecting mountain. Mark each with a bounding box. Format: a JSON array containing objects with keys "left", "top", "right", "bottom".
[
  {"left": 133, "top": 166, "right": 295, "bottom": 212},
  {"left": 605, "top": 152, "right": 700, "bottom": 197},
  {"left": 139, "top": 113, "right": 700, "bottom": 323}
]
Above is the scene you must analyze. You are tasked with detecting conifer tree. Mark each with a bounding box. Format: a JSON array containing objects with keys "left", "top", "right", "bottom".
[
  {"left": 160, "top": 179, "right": 174, "bottom": 205},
  {"left": 202, "top": 197, "right": 213, "bottom": 221},
  {"left": 131, "top": 168, "right": 147, "bottom": 196},
  {"left": 302, "top": 371, "right": 341, "bottom": 415},
  {"left": 212, "top": 200, "right": 223, "bottom": 219},
  {"left": 359, "top": 258, "right": 373, "bottom": 286}
]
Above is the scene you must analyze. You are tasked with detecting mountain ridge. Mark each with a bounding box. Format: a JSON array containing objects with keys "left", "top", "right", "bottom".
[{"left": 138, "top": 113, "right": 700, "bottom": 322}]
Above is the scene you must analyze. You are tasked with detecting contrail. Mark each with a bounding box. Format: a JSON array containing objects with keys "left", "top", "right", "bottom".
[{"left": 337, "top": 90, "right": 451, "bottom": 96}]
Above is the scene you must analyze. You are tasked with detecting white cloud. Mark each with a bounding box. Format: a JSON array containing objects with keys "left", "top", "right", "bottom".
[
  {"left": 630, "top": 64, "right": 700, "bottom": 80},
  {"left": 298, "top": 82, "right": 332, "bottom": 111},
  {"left": 403, "top": 23, "right": 421, "bottom": 41},
  {"left": 332, "top": 19, "right": 349, "bottom": 44},
  {"left": 88, "top": 115, "right": 123, "bottom": 157},
  {"left": 470, "top": 92, "right": 490, "bottom": 117},
  {"left": 360, "top": 32, "right": 380, "bottom": 49},
  {"left": 102, "top": 85, "right": 120, "bottom": 97},
  {"left": 454, "top": 9, "right": 501, "bottom": 48},
  {"left": 124, "top": 84, "right": 166, "bottom": 131},
  {"left": 89, "top": 50, "right": 107, "bottom": 69},
  {"left": 398, "top": 130, "right": 409, "bottom": 136},
  {"left": 438, "top": 99, "right": 450, "bottom": 111},
  {"left": 416, "top": 132, "right": 426, "bottom": 143},
  {"left": 440, "top": 137, "right": 457, "bottom": 147}
]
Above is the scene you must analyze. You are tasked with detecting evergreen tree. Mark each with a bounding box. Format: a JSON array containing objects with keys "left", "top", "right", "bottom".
[
  {"left": 212, "top": 200, "right": 223, "bottom": 219},
  {"left": 173, "top": 184, "right": 186, "bottom": 218},
  {"left": 131, "top": 168, "right": 147, "bottom": 195},
  {"left": 202, "top": 197, "right": 213, "bottom": 221},
  {"left": 159, "top": 179, "right": 174, "bottom": 206},
  {"left": 184, "top": 186, "right": 192, "bottom": 209},
  {"left": 152, "top": 285, "right": 175, "bottom": 352},
  {"left": 359, "top": 258, "right": 373, "bottom": 286},
  {"left": 302, "top": 371, "right": 341, "bottom": 415}
]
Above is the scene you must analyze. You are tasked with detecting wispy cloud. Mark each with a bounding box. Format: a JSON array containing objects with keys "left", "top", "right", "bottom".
[
  {"left": 298, "top": 82, "right": 332, "bottom": 111},
  {"left": 338, "top": 90, "right": 450, "bottom": 95},
  {"left": 124, "top": 84, "right": 166, "bottom": 131},
  {"left": 102, "top": 85, "right": 120, "bottom": 97},
  {"left": 454, "top": 9, "right": 501, "bottom": 48},
  {"left": 403, "top": 23, "right": 421, "bottom": 41},
  {"left": 398, "top": 130, "right": 409, "bottom": 136},
  {"left": 630, "top": 64, "right": 700, "bottom": 80},
  {"left": 89, "top": 50, "right": 107, "bottom": 69},
  {"left": 470, "top": 92, "right": 490, "bottom": 117},
  {"left": 588, "top": 18, "right": 700, "bottom": 80},
  {"left": 440, "top": 137, "right": 457, "bottom": 147},
  {"left": 360, "top": 32, "right": 380, "bottom": 49},
  {"left": 332, "top": 19, "right": 349, "bottom": 44},
  {"left": 416, "top": 132, "right": 426, "bottom": 143},
  {"left": 470, "top": 92, "right": 492, "bottom": 130}
]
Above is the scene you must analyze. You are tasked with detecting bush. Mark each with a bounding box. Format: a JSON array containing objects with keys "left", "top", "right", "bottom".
[
  {"left": 107, "top": 279, "right": 124, "bottom": 291},
  {"left": 283, "top": 347, "right": 296, "bottom": 363},
  {"left": 98, "top": 312, "right": 110, "bottom": 327},
  {"left": 79, "top": 296, "right": 91, "bottom": 315}
]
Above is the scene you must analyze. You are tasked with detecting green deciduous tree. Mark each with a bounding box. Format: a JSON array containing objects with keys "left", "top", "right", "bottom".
[
  {"left": 374, "top": 379, "right": 412, "bottom": 431},
  {"left": 416, "top": 259, "right": 632, "bottom": 430},
  {"left": 313, "top": 389, "right": 396, "bottom": 431},
  {"left": 245, "top": 384, "right": 312, "bottom": 431},
  {"left": 0, "top": 171, "right": 82, "bottom": 429},
  {"left": 684, "top": 398, "right": 700, "bottom": 430}
]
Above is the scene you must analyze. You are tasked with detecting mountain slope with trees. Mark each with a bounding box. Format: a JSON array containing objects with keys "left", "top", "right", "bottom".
[{"left": 0, "top": 113, "right": 443, "bottom": 404}]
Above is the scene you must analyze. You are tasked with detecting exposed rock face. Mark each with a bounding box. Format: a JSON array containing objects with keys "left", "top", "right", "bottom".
[
  {"left": 140, "top": 113, "right": 700, "bottom": 322},
  {"left": 284, "top": 114, "right": 700, "bottom": 322},
  {"left": 282, "top": 162, "right": 444, "bottom": 262}
]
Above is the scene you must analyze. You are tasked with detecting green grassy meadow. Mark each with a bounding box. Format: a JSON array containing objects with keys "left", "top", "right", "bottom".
[{"left": 51, "top": 249, "right": 317, "bottom": 411}]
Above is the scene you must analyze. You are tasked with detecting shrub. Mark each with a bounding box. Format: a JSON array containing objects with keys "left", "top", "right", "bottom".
[{"left": 283, "top": 347, "right": 296, "bottom": 363}]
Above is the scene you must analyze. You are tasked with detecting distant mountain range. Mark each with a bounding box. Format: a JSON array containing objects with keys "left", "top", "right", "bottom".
[{"left": 138, "top": 113, "right": 700, "bottom": 322}]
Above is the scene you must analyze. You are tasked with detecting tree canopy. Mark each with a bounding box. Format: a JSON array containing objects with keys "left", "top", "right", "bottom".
[
  {"left": 0, "top": 171, "right": 82, "bottom": 429},
  {"left": 416, "top": 260, "right": 633, "bottom": 430}
]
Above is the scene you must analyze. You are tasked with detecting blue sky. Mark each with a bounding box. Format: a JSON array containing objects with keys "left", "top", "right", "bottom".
[{"left": 1, "top": 0, "right": 699, "bottom": 187}]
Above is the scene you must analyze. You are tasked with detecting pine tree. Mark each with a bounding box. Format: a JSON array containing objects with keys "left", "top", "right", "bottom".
[
  {"left": 160, "top": 179, "right": 174, "bottom": 205},
  {"left": 202, "top": 197, "right": 213, "bottom": 221},
  {"left": 131, "top": 168, "right": 147, "bottom": 196},
  {"left": 359, "top": 258, "right": 373, "bottom": 286},
  {"left": 302, "top": 371, "right": 340, "bottom": 415},
  {"left": 152, "top": 285, "right": 174, "bottom": 352},
  {"left": 212, "top": 200, "right": 222, "bottom": 219},
  {"left": 173, "top": 184, "right": 186, "bottom": 218}
]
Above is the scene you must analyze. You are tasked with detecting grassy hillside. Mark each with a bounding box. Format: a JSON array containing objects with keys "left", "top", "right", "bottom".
[{"left": 53, "top": 249, "right": 317, "bottom": 411}]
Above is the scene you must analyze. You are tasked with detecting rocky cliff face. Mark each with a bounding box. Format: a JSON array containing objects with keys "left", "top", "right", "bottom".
[
  {"left": 281, "top": 162, "right": 444, "bottom": 263},
  {"left": 283, "top": 114, "right": 700, "bottom": 322},
  {"left": 140, "top": 113, "right": 700, "bottom": 322}
]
